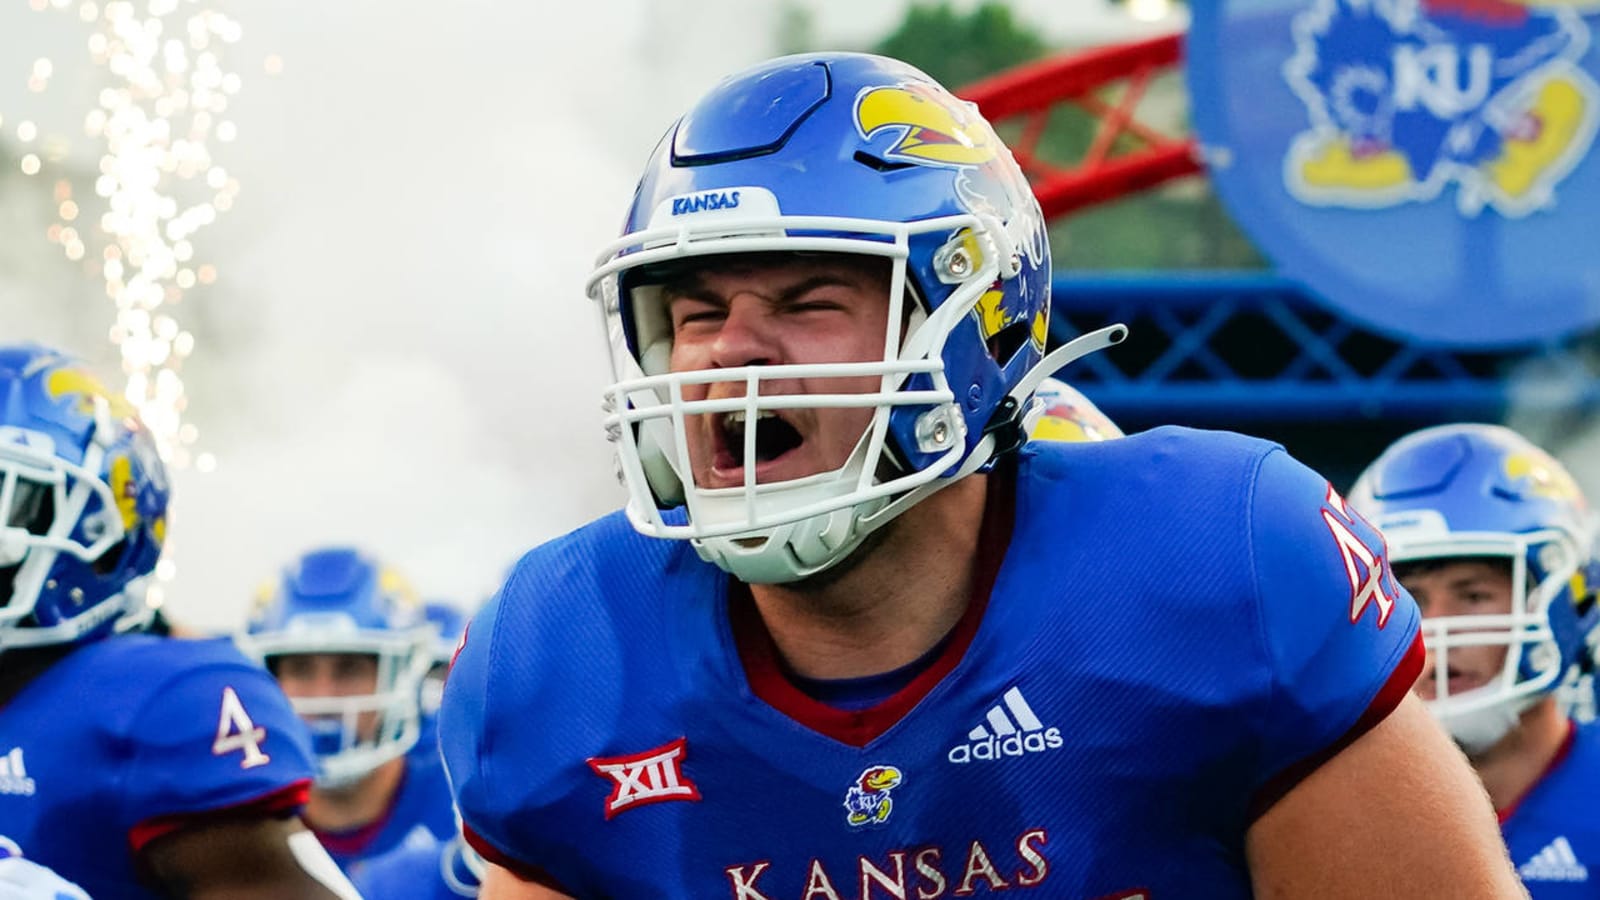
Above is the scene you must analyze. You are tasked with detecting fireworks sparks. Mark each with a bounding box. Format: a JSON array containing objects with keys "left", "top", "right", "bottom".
[{"left": 11, "top": 0, "right": 243, "bottom": 472}]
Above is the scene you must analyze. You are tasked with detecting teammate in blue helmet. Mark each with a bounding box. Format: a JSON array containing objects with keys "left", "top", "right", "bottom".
[
  {"left": 1351, "top": 423, "right": 1600, "bottom": 887},
  {"left": 440, "top": 52, "right": 1519, "bottom": 898},
  {"left": 241, "top": 545, "right": 456, "bottom": 874},
  {"left": 0, "top": 342, "right": 354, "bottom": 898},
  {"left": 421, "top": 599, "right": 468, "bottom": 716},
  {"left": 1024, "top": 376, "right": 1124, "bottom": 443}
]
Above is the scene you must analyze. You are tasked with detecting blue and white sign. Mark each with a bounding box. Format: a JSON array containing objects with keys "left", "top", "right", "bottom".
[{"left": 1189, "top": 0, "right": 1600, "bottom": 346}]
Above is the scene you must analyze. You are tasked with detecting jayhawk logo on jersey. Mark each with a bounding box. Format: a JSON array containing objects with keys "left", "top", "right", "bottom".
[
  {"left": 843, "top": 765, "right": 903, "bottom": 827},
  {"left": 1283, "top": 0, "right": 1600, "bottom": 217}
]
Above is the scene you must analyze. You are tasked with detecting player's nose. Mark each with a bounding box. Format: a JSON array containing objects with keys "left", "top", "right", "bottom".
[{"left": 710, "top": 296, "right": 778, "bottom": 369}]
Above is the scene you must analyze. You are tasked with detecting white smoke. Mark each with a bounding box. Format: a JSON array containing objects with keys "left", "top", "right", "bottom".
[
  {"left": 0, "top": 0, "right": 783, "bottom": 630},
  {"left": 0, "top": 0, "right": 1170, "bottom": 631}
]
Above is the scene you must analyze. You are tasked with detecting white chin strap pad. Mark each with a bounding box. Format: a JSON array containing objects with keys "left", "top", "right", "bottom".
[
  {"left": 1437, "top": 694, "right": 1537, "bottom": 757},
  {"left": 695, "top": 500, "right": 886, "bottom": 585}
]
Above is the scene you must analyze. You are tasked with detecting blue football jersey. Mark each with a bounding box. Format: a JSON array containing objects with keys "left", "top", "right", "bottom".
[
  {"left": 0, "top": 635, "right": 316, "bottom": 898},
  {"left": 316, "top": 726, "right": 457, "bottom": 875},
  {"left": 441, "top": 428, "right": 1423, "bottom": 899},
  {"left": 1503, "top": 721, "right": 1600, "bottom": 895},
  {"left": 353, "top": 833, "right": 481, "bottom": 899}
]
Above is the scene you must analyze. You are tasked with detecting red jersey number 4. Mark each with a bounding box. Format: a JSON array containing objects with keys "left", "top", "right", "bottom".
[{"left": 1320, "top": 484, "right": 1398, "bottom": 629}]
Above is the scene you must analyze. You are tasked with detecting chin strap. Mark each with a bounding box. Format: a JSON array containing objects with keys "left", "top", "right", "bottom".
[
  {"left": 983, "top": 323, "right": 1129, "bottom": 457},
  {"left": 874, "top": 322, "right": 1131, "bottom": 519},
  {"left": 1014, "top": 323, "right": 1128, "bottom": 402}
]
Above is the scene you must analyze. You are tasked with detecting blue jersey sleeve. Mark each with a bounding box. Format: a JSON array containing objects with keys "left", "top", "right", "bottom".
[
  {"left": 121, "top": 640, "right": 316, "bottom": 849},
  {"left": 440, "top": 589, "right": 578, "bottom": 893},
  {"left": 1247, "top": 447, "right": 1424, "bottom": 814},
  {"left": 439, "top": 593, "right": 525, "bottom": 869}
]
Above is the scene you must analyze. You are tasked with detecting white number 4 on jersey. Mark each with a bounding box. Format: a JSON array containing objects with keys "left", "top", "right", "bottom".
[{"left": 212, "top": 686, "right": 272, "bottom": 770}]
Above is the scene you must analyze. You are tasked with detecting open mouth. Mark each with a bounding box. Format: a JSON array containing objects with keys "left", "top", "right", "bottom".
[
  {"left": 1422, "top": 664, "right": 1483, "bottom": 698},
  {"left": 1443, "top": 666, "right": 1484, "bottom": 694},
  {"left": 712, "top": 410, "right": 804, "bottom": 477}
]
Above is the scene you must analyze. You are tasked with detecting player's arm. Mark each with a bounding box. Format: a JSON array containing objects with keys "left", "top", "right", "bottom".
[
  {"left": 1239, "top": 448, "right": 1523, "bottom": 897},
  {"left": 141, "top": 816, "right": 361, "bottom": 899},
  {"left": 481, "top": 864, "right": 576, "bottom": 900},
  {"left": 1245, "top": 692, "right": 1525, "bottom": 898}
]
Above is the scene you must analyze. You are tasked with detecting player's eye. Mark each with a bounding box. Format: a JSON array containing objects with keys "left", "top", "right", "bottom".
[{"left": 668, "top": 297, "right": 724, "bottom": 330}]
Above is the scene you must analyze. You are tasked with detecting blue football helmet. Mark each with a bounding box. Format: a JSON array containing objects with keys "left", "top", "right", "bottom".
[
  {"left": 0, "top": 343, "right": 169, "bottom": 652},
  {"left": 590, "top": 52, "right": 1121, "bottom": 584},
  {"left": 1023, "top": 377, "right": 1124, "bottom": 444},
  {"left": 421, "top": 599, "right": 466, "bottom": 668},
  {"left": 419, "top": 599, "right": 467, "bottom": 715},
  {"left": 239, "top": 546, "right": 433, "bottom": 787},
  {"left": 1349, "top": 424, "right": 1600, "bottom": 752}
]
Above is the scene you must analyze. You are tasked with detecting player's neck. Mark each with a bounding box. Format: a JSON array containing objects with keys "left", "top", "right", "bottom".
[
  {"left": 1473, "top": 696, "right": 1571, "bottom": 814},
  {"left": 304, "top": 754, "right": 407, "bottom": 832},
  {"left": 746, "top": 473, "right": 989, "bottom": 681}
]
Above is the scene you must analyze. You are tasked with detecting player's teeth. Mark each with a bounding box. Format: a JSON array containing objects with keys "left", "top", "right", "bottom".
[{"left": 724, "top": 410, "right": 777, "bottom": 427}]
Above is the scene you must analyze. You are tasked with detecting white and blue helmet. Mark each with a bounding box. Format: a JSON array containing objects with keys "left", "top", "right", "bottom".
[
  {"left": 1350, "top": 424, "right": 1600, "bottom": 752},
  {"left": 240, "top": 547, "right": 433, "bottom": 787},
  {"left": 592, "top": 52, "right": 1121, "bottom": 585}
]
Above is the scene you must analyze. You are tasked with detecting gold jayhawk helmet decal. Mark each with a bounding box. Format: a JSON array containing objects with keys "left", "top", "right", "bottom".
[
  {"left": 1029, "top": 378, "right": 1124, "bottom": 444},
  {"left": 854, "top": 83, "right": 1000, "bottom": 167},
  {"left": 45, "top": 365, "right": 137, "bottom": 420},
  {"left": 1504, "top": 449, "right": 1586, "bottom": 506}
]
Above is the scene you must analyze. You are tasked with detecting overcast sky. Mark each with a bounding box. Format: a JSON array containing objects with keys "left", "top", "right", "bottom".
[{"left": 0, "top": 0, "right": 1176, "bottom": 631}]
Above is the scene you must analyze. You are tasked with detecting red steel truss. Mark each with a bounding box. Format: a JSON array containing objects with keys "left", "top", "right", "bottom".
[{"left": 959, "top": 33, "right": 1201, "bottom": 218}]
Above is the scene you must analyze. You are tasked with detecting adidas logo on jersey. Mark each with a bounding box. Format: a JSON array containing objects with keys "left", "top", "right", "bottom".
[
  {"left": 947, "top": 687, "right": 1062, "bottom": 764},
  {"left": 0, "top": 748, "right": 36, "bottom": 797},
  {"left": 1519, "top": 836, "right": 1589, "bottom": 882}
]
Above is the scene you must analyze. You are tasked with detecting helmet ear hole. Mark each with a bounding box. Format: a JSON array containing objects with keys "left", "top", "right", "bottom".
[
  {"left": 91, "top": 538, "right": 127, "bottom": 576},
  {"left": 986, "top": 321, "right": 1032, "bottom": 368}
]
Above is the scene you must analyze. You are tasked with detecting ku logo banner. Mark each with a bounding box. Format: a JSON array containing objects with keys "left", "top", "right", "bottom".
[
  {"left": 1188, "top": 0, "right": 1600, "bottom": 346},
  {"left": 1283, "top": 0, "right": 1600, "bottom": 218}
]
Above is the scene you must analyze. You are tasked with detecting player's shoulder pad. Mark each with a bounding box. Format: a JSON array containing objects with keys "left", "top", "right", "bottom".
[
  {"left": 1017, "top": 424, "right": 1282, "bottom": 533},
  {"left": 105, "top": 635, "right": 316, "bottom": 834},
  {"left": 1022, "top": 423, "right": 1278, "bottom": 476},
  {"left": 440, "top": 510, "right": 712, "bottom": 859}
]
